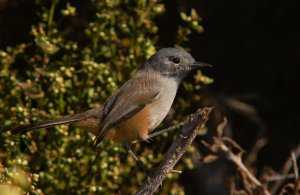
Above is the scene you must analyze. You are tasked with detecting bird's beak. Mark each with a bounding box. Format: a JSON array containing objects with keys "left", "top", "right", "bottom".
[{"left": 190, "top": 62, "right": 213, "bottom": 68}]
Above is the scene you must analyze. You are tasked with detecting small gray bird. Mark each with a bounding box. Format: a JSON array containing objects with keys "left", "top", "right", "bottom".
[{"left": 11, "top": 48, "right": 210, "bottom": 171}]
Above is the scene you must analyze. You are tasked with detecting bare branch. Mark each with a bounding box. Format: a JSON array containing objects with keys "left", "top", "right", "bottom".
[
  {"left": 292, "top": 152, "right": 299, "bottom": 182},
  {"left": 135, "top": 107, "right": 212, "bottom": 195},
  {"left": 245, "top": 137, "right": 268, "bottom": 166},
  {"left": 204, "top": 118, "right": 271, "bottom": 195},
  {"left": 264, "top": 173, "right": 295, "bottom": 182},
  {"left": 147, "top": 123, "right": 184, "bottom": 140},
  {"left": 270, "top": 145, "right": 300, "bottom": 194},
  {"left": 291, "top": 151, "right": 300, "bottom": 195}
]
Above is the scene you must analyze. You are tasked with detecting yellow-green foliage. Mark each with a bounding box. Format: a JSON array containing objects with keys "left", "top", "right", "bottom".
[{"left": 0, "top": 1, "right": 208, "bottom": 194}]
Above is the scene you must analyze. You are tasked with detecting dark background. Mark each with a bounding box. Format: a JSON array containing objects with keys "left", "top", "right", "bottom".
[
  {"left": 1, "top": 0, "right": 300, "bottom": 194},
  {"left": 189, "top": 0, "right": 300, "bottom": 165},
  {"left": 160, "top": 0, "right": 300, "bottom": 170}
]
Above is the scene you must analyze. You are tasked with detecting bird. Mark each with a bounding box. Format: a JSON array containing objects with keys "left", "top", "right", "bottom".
[{"left": 10, "top": 47, "right": 211, "bottom": 173}]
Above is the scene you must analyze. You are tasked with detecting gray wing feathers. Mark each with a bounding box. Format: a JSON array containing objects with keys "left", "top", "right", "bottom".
[{"left": 93, "top": 75, "right": 160, "bottom": 146}]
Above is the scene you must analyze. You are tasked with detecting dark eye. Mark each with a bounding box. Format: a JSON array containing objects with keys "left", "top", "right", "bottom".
[{"left": 170, "top": 57, "right": 180, "bottom": 64}]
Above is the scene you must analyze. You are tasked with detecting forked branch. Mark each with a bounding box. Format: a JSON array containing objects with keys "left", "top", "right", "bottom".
[{"left": 202, "top": 118, "right": 271, "bottom": 195}]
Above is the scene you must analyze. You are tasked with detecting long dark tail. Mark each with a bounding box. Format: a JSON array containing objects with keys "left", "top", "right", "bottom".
[{"left": 11, "top": 113, "right": 86, "bottom": 135}]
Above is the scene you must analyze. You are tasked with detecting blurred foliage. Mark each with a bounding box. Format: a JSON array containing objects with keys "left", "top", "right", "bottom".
[{"left": 0, "top": 0, "right": 210, "bottom": 194}]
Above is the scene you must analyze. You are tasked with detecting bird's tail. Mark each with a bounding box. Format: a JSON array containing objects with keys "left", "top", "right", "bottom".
[{"left": 11, "top": 113, "right": 86, "bottom": 135}]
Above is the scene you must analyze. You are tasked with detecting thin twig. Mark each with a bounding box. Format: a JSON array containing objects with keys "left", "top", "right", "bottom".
[
  {"left": 292, "top": 152, "right": 299, "bottom": 182},
  {"left": 135, "top": 107, "right": 212, "bottom": 195},
  {"left": 296, "top": 177, "right": 300, "bottom": 195},
  {"left": 204, "top": 118, "right": 271, "bottom": 195},
  {"left": 264, "top": 173, "right": 295, "bottom": 182},
  {"left": 279, "top": 183, "right": 295, "bottom": 195},
  {"left": 270, "top": 145, "right": 300, "bottom": 194},
  {"left": 221, "top": 142, "right": 268, "bottom": 193},
  {"left": 292, "top": 151, "right": 300, "bottom": 195},
  {"left": 245, "top": 137, "right": 268, "bottom": 166},
  {"left": 147, "top": 123, "right": 184, "bottom": 140},
  {"left": 297, "top": 177, "right": 300, "bottom": 195}
]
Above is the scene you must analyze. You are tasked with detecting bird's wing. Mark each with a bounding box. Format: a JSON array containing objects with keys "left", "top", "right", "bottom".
[{"left": 94, "top": 75, "right": 160, "bottom": 146}]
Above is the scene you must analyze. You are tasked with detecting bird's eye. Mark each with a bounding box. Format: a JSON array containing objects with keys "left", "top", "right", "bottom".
[{"left": 170, "top": 57, "right": 180, "bottom": 64}]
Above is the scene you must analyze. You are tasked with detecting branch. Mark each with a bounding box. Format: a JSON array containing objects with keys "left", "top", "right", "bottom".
[
  {"left": 291, "top": 152, "right": 300, "bottom": 195},
  {"left": 135, "top": 107, "right": 212, "bottom": 195},
  {"left": 147, "top": 123, "right": 184, "bottom": 140},
  {"left": 203, "top": 118, "right": 271, "bottom": 195},
  {"left": 264, "top": 173, "right": 295, "bottom": 182},
  {"left": 270, "top": 145, "right": 300, "bottom": 194}
]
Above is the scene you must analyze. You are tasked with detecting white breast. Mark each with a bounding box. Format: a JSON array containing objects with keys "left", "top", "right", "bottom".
[{"left": 147, "top": 76, "right": 179, "bottom": 131}]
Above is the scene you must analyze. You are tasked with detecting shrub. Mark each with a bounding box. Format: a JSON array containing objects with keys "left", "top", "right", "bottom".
[{"left": 0, "top": 1, "right": 209, "bottom": 194}]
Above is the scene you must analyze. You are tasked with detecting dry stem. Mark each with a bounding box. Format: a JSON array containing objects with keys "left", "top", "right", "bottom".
[{"left": 203, "top": 118, "right": 271, "bottom": 195}]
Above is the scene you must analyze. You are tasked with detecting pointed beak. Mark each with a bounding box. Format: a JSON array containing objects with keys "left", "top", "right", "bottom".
[{"left": 190, "top": 62, "right": 213, "bottom": 68}]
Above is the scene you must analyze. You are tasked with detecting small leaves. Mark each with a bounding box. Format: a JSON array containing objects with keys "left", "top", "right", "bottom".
[
  {"left": 35, "top": 35, "right": 59, "bottom": 55},
  {"left": 61, "top": 3, "right": 76, "bottom": 16},
  {"left": 177, "top": 9, "right": 204, "bottom": 45},
  {"left": 0, "top": 1, "right": 210, "bottom": 194}
]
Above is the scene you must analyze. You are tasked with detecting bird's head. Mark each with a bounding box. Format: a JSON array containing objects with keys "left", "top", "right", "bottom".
[{"left": 141, "top": 48, "right": 211, "bottom": 81}]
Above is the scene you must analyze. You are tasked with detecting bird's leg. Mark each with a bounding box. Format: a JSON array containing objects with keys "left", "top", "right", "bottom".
[{"left": 124, "top": 143, "right": 152, "bottom": 176}]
